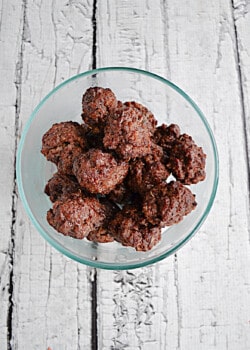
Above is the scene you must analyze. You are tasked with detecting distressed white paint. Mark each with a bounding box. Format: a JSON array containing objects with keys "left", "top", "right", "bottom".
[
  {"left": 96, "top": 0, "right": 250, "bottom": 349},
  {"left": 2, "top": 0, "right": 94, "bottom": 349},
  {"left": 0, "top": 1, "right": 23, "bottom": 349},
  {"left": 1, "top": 0, "right": 250, "bottom": 349}
]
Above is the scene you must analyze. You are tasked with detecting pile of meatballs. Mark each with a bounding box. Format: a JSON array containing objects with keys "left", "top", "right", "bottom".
[{"left": 41, "top": 87, "right": 206, "bottom": 251}]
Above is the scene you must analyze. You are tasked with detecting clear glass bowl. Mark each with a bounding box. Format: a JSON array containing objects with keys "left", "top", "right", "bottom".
[{"left": 16, "top": 67, "right": 219, "bottom": 270}]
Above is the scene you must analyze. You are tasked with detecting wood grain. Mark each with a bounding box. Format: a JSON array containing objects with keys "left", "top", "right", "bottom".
[
  {"left": 1, "top": 0, "right": 250, "bottom": 349},
  {"left": 6, "top": 1, "right": 94, "bottom": 349},
  {"left": 0, "top": 1, "right": 23, "bottom": 349},
  {"left": 96, "top": 0, "right": 250, "bottom": 349}
]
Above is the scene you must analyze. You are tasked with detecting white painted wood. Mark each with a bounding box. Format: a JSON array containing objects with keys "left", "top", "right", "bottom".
[
  {"left": 1, "top": 0, "right": 250, "bottom": 349},
  {"left": 96, "top": 1, "right": 250, "bottom": 349},
  {"left": 0, "top": 1, "right": 23, "bottom": 349},
  {"left": 9, "top": 1, "right": 94, "bottom": 349}
]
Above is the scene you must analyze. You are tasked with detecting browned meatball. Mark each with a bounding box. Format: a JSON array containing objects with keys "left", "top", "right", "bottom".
[
  {"left": 87, "top": 200, "right": 119, "bottom": 243},
  {"left": 167, "top": 134, "right": 206, "bottom": 184},
  {"left": 155, "top": 125, "right": 206, "bottom": 184},
  {"left": 57, "top": 144, "right": 83, "bottom": 175},
  {"left": 45, "top": 172, "right": 80, "bottom": 202},
  {"left": 127, "top": 143, "right": 169, "bottom": 194},
  {"left": 47, "top": 193, "right": 106, "bottom": 239},
  {"left": 103, "top": 104, "right": 154, "bottom": 160},
  {"left": 124, "top": 101, "right": 157, "bottom": 131},
  {"left": 154, "top": 123, "right": 181, "bottom": 151},
  {"left": 73, "top": 149, "right": 129, "bottom": 194},
  {"left": 110, "top": 205, "right": 161, "bottom": 251},
  {"left": 142, "top": 181, "right": 197, "bottom": 227},
  {"left": 41, "top": 121, "right": 87, "bottom": 163},
  {"left": 82, "top": 87, "right": 117, "bottom": 127}
]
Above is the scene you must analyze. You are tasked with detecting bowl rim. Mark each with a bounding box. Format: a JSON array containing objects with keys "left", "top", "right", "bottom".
[{"left": 16, "top": 66, "right": 219, "bottom": 270}]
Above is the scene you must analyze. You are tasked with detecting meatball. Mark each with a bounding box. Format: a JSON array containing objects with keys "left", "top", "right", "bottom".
[
  {"left": 142, "top": 181, "right": 197, "bottom": 227},
  {"left": 41, "top": 121, "right": 87, "bottom": 163},
  {"left": 87, "top": 200, "right": 119, "bottom": 243},
  {"left": 124, "top": 101, "right": 157, "bottom": 131},
  {"left": 82, "top": 87, "right": 117, "bottom": 127},
  {"left": 47, "top": 193, "right": 106, "bottom": 239},
  {"left": 103, "top": 104, "right": 154, "bottom": 160},
  {"left": 45, "top": 172, "right": 80, "bottom": 203},
  {"left": 73, "top": 149, "right": 129, "bottom": 194},
  {"left": 154, "top": 123, "right": 181, "bottom": 151},
  {"left": 57, "top": 144, "right": 83, "bottom": 175},
  {"left": 167, "top": 134, "right": 206, "bottom": 184},
  {"left": 110, "top": 205, "right": 161, "bottom": 251},
  {"left": 127, "top": 143, "right": 169, "bottom": 194}
]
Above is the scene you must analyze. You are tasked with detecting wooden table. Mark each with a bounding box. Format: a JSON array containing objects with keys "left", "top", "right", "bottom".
[{"left": 1, "top": 1, "right": 250, "bottom": 349}]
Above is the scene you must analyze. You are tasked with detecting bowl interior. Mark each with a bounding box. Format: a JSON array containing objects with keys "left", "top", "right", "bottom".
[{"left": 17, "top": 68, "right": 218, "bottom": 269}]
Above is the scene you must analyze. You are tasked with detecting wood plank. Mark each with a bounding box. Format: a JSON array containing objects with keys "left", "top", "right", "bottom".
[
  {"left": 96, "top": 0, "right": 250, "bottom": 349},
  {"left": 0, "top": 1, "right": 23, "bottom": 349},
  {"left": 12, "top": 1, "right": 94, "bottom": 349}
]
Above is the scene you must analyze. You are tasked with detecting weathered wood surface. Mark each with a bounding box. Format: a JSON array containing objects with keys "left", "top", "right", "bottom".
[{"left": 0, "top": 0, "right": 250, "bottom": 349}]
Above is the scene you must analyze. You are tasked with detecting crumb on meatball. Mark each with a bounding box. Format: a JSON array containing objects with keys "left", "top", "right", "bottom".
[
  {"left": 44, "top": 172, "right": 80, "bottom": 202},
  {"left": 41, "top": 121, "right": 87, "bottom": 163},
  {"left": 82, "top": 87, "right": 117, "bottom": 127},
  {"left": 73, "top": 149, "right": 129, "bottom": 194},
  {"left": 167, "top": 134, "right": 206, "bottom": 184},
  {"left": 142, "top": 181, "right": 197, "bottom": 227},
  {"left": 103, "top": 104, "right": 154, "bottom": 160},
  {"left": 47, "top": 193, "right": 106, "bottom": 239},
  {"left": 127, "top": 143, "right": 169, "bottom": 194},
  {"left": 110, "top": 205, "right": 161, "bottom": 251}
]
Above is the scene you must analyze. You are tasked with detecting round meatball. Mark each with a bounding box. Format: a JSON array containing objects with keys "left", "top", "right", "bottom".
[
  {"left": 127, "top": 143, "right": 169, "bottom": 194},
  {"left": 57, "top": 144, "right": 83, "bottom": 175},
  {"left": 41, "top": 121, "right": 87, "bottom": 163},
  {"left": 124, "top": 101, "right": 157, "bottom": 131},
  {"left": 154, "top": 123, "right": 181, "bottom": 151},
  {"left": 103, "top": 104, "right": 154, "bottom": 160},
  {"left": 167, "top": 134, "right": 206, "bottom": 184},
  {"left": 110, "top": 205, "right": 161, "bottom": 251},
  {"left": 82, "top": 87, "right": 117, "bottom": 126},
  {"left": 142, "top": 181, "right": 197, "bottom": 227},
  {"left": 73, "top": 149, "right": 129, "bottom": 194},
  {"left": 87, "top": 200, "right": 119, "bottom": 243},
  {"left": 47, "top": 193, "right": 106, "bottom": 239},
  {"left": 45, "top": 172, "right": 80, "bottom": 203}
]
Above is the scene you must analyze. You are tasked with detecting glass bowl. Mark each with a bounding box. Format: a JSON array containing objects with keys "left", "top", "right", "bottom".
[{"left": 16, "top": 67, "right": 219, "bottom": 270}]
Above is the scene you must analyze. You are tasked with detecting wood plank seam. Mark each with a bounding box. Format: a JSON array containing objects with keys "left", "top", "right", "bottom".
[
  {"left": 230, "top": 0, "right": 250, "bottom": 212},
  {"left": 7, "top": 1, "right": 27, "bottom": 349}
]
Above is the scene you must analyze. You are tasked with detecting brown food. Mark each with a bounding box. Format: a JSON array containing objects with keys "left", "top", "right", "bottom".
[
  {"left": 127, "top": 143, "right": 169, "bottom": 194},
  {"left": 41, "top": 121, "right": 87, "bottom": 164},
  {"left": 87, "top": 200, "right": 119, "bottom": 243},
  {"left": 166, "top": 134, "right": 206, "bottom": 184},
  {"left": 103, "top": 104, "right": 154, "bottom": 160},
  {"left": 41, "top": 86, "right": 206, "bottom": 251},
  {"left": 82, "top": 87, "right": 117, "bottom": 127},
  {"left": 57, "top": 144, "right": 83, "bottom": 175},
  {"left": 142, "top": 181, "right": 197, "bottom": 227},
  {"left": 47, "top": 192, "right": 106, "bottom": 239},
  {"left": 73, "top": 149, "right": 129, "bottom": 194},
  {"left": 45, "top": 172, "right": 80, "bottom": 202},
  {"left": 110, "top": 205, "right": 161, "bottom": 251}
]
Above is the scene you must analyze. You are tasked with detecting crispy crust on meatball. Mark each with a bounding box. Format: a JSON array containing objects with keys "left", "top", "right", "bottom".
[
  {"left": 142, "top": 181, "right": 197, "bottom": 227},
  {"left": 166, "top": 134, "right": 206, "bottom": 184},
  {"left": 41, "top": 121, "right": 87, "bottom": 163},
  {"left": 110, "top": 205, "right": 161, "bottom": 251},
  {"left": 82, "top": 87, "right": 117, "bottom": 127},
  {"left": 103, "top": 104, "right": 154, "bottom": 160},
  {"left": 47, "top": 193, "right": 106, "bottom": 239},
  {"left": 73, "top": 149, "right": 129, "bottom": 194},
  {"left": 45, "top": 172, "right": 80, "bottom": 203}
]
